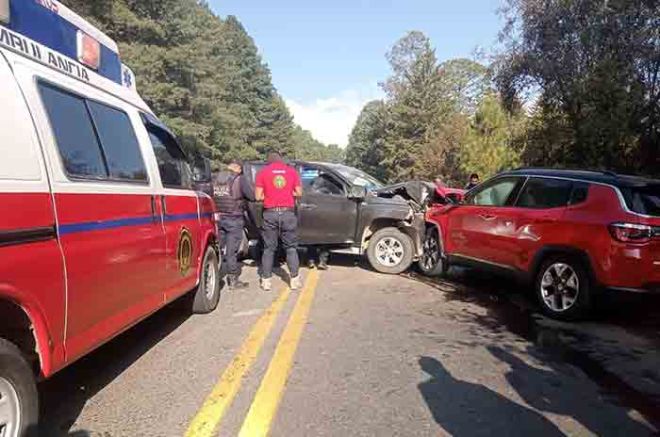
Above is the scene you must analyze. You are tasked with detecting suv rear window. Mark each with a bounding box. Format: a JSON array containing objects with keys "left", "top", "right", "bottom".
[
  {"left": 621, "top": 185, "right": 660, "bottom": 217},
  {"left": 517, "top": 178, "right": 573, "bottom": 209}
]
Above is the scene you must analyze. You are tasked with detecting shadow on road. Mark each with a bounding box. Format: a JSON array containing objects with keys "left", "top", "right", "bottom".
[
  {"left": 488, "top": 346, "right": 655, "bottom": 435},
  {"left": 418, "top": 356, "right": 564, "bottom": 436},
  {"left": 406, "top": 268, "right": 660, "bottom": 433},
  {"left": 38, "top": 298, "right": 193, "bottom": 436}
]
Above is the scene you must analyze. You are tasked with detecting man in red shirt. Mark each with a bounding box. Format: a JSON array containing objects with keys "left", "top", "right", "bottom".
[{"left": 255, "top": 152, "right": 303, "bottom": 291}]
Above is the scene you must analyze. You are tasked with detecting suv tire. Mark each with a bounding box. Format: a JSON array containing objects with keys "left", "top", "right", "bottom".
[
  {"left": 418, "top": 227, "right": 447, "bottom": 277},
  {"left": 192, "top": 245, "right": 221, "bottom": 314},
  {"left": 0, "top": 339, "right": 38, "bottom": 437},
  {"left": 367, "top": 227, "right": 414, "bottom": 274},
  {"left": 535, "top": 255, "right": 591, "bottom": 320}
]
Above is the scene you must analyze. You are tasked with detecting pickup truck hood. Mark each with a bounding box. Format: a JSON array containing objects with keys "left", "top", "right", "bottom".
[{"left": 372, "top": 181, "right": 436, "bottom": 210}]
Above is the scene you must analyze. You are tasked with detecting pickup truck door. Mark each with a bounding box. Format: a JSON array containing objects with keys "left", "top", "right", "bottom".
[{"left": 298, "top": 164, "right": 359, "bottom": 245}]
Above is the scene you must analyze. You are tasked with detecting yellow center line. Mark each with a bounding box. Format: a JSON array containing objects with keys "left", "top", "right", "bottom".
[
  {"left": 185, "top": 286, "right": 291, "bottom": 437},
  {"left": 238, "top": 269, "right": 321, "bottom": 437}
]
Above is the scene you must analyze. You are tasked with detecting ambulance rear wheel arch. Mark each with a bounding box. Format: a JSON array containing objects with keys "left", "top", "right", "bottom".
[{"left": 0, "top": 299, "right": 42, "bottom": 377}]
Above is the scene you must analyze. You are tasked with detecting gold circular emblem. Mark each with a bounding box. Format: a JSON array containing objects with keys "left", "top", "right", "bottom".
[{"left": 177, "top": 228, "right": 193, "bottom": 276}]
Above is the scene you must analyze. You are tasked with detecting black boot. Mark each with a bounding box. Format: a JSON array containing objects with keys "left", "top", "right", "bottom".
[{"left": 227, "top": 274, "right": 249, "bottom": 290}]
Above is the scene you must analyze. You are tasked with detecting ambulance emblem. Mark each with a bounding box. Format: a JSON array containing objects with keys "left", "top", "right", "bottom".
[{"left": 177, "top": 228, "right": 193, "bottom": 276}]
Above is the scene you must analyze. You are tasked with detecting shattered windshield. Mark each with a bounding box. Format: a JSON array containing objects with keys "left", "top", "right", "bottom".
[{"left": 327, "top": 164, "right": 384, "bottom": 190}]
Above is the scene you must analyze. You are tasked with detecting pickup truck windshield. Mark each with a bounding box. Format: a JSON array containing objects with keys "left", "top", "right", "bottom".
[{"left": 326, "top": 164, "right": 384, "bottom": 190}]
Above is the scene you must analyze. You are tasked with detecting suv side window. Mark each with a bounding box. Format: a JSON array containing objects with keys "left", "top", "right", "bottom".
[
  {"left": 144, "top": 122, "right": 191, "bottom": 189},
  {"left": 39, "top": 83, "right": 107, "bottom": 179},
  {"left": 300, "top": 166, "right": 345, "bottom": 196},
  {"left": 39, "top": 83, "right": 148, "bottom": 183},
  {"left": 517, "top": 177, "right": 573, "bottom": 209},
  {"left": 466, "top": 177, "right": 521, "bottom": 207}
]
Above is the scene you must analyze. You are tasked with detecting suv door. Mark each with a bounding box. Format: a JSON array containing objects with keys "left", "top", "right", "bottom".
[
  {"left": 446, "top": 176, "right": 525, "bottom": 263},
  {"left": 493, "top": 177, "right": 575, "bottom": 269},
  {"left": 298, "top": 164, "right": 358, "bottom": 245}
]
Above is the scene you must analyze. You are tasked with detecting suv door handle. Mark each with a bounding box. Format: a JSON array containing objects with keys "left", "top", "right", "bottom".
[{"left": 479, "top": 214, "right": 497, "bottom": 221}]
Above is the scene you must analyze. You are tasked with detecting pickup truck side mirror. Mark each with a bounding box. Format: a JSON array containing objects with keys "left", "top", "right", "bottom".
[{"left": 348, "top": 185, "right": 367, "bottom": 200}]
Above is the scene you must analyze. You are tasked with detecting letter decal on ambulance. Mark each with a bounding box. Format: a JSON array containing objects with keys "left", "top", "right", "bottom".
[{"left": 177, "top": 228, "right": 193, "bottom": 276}]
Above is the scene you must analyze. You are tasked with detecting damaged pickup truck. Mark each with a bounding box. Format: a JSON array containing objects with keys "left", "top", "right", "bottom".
[{"left": 242, "top": 161, "right": 436, "bottom": 274}]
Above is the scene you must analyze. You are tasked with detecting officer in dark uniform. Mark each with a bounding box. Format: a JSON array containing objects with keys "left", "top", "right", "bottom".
[{"left": 213, "top": 160, "right": 249, "bottom": 290}]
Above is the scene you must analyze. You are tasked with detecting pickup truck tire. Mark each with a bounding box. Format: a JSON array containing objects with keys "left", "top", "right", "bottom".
[
  {"left": 0, "top": 339, "right": 38, "bottom": 437},
  {"left": 192, "top": 246, "right": 221, "bottom": 314},
  {"left": 367, "top": 227, "right": 414, "bottom": 275},
  {"left": 418, "top": 227, "right": 447, "bottom": 277}
]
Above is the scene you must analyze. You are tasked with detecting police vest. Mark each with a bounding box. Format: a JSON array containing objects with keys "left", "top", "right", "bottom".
[{"left": 213, "top": 173, "right": 244, "bottom": 214}]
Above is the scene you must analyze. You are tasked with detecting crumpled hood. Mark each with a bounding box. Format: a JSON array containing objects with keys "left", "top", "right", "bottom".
[{"left": 372, "top": 181, "right": 437, "bottom": 206}]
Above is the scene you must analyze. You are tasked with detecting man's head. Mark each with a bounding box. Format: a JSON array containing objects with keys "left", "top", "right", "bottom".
[
  {"left": 434, "top": 177, "right": 445, "bottom": 188},
  {"left": 469, "top": 173, "right": 480, "bottom": 186},
  {"left": 227, "top": 159, "right": 242, "bottom": 174},
  {"left": 267, "top": 152, "right": 283, "bottom": 163}
]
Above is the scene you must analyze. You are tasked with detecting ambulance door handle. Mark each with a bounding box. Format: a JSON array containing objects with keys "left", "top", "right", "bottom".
[
  {"left": 161, "top": 196, "right": 167, "bottom": 215},
  {"left": 150, "top": 195, "right": 157, "bottom": 221}
]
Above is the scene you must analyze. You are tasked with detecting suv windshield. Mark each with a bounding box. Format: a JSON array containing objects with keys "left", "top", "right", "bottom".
[
  {"left": 621, "top": 184, "right": 660, "bottom": 217},
  {"left": 326, "top": 164, "right": 384, "bottom": 190}
]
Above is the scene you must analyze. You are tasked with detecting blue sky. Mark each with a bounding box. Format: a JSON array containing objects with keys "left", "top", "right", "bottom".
[{"left": 208, "top": 0, "right": 504, "bottom": 146}]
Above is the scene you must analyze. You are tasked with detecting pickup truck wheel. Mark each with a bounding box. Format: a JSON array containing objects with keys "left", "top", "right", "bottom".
[
  {"left": 418, "top": 227, "right": 447, "bottom": 277},
  {"left": 0, "top": 339, "right": 38, "bottom": 437},
  {"left": 192, "top": 246, "right": 221, "bottom": 314},
  {"left": 367, "top": 227, "right": 414, "bottom": 275}
]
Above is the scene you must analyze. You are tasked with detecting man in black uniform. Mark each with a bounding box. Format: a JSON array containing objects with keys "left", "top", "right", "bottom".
[{"left": 213, "top": 160, "right": 249, "bottom": 290}]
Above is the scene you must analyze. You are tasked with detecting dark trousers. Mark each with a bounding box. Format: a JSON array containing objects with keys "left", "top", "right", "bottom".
[
  {"left": 261, "top": 209, "right": 299, "bottom": 279},
  {"left": 219, "top": 215, "right": 244, "bottom": 276}
]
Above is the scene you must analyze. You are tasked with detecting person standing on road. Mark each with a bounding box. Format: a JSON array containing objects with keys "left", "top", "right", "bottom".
[
  {"left": 213, "top": 160, "right": 249, "bottom": 290},
  {"left": 465, "top": 173, "right": 480, "bottom": 190},
  {"left": 255, "top": 152, "right": 303, "bottom": 292}
]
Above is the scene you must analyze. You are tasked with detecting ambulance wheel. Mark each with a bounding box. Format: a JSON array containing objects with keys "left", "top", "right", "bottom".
[
  {"left": 0, "top": 338, "right": 39, "bottom": 437},
  {"left": 192, "top": 246, "right": 221, "bottom": 314}
]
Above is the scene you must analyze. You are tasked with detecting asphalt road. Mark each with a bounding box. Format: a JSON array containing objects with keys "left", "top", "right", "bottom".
[{"left": 38, "top": 255, "right": 660, "bottom": 436}]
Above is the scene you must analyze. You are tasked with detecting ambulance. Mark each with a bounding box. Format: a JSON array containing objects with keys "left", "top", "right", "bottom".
[{"left": 0, "top": 1, "right": 220, "bottom": 434}]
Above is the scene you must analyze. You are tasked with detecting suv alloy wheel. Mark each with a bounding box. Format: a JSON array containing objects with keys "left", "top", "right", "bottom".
[
  {"left": 418, "top": 227, "right": 447, "bottom": 277},
  {"left": 535, "top": 255, "right": 592, "bottom": 320}
]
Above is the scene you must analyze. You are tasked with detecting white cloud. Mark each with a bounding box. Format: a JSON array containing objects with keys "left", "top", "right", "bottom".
[{"left": 285, "top": 86, "right": 383, "bottom": 148}]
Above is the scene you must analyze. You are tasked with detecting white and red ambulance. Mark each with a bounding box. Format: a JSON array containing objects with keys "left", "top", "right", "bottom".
[{"left": 0, "top": 1, "right": 220, "bottom": 434}]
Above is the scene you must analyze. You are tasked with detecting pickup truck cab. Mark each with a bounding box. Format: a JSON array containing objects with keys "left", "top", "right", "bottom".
[
  {"left": 243, "top": 161, "right": 433, "bottom": 274},
  {"left": 0, "top": 2, "right": 219, "bottom": 434}
]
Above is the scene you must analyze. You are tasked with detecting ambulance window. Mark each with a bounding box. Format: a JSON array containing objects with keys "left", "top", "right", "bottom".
[
  {"left": 87, "top": 102, "right": 147, "bottom": 182},
  {"left": 39, "top": 84, "right": 107, "bottom": 179},
  {"left": 146, "top": 126, "right": 192, "bottom": 189}
]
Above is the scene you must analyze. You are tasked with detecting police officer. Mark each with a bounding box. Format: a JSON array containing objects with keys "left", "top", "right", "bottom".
[
  {"left": 213, "top": 160, "right": 249, "bottom": 290},
  {"left": 255, "top": 152, "right": 303, "bottom": 292}
]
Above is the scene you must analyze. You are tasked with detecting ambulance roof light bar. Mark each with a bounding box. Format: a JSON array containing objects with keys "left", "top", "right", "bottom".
[
  {"left": 77, "top": 30, "right": 100, "bottom": 70},
  {"left": 0, "top": 0, "right": 10, "bottom": 24}
]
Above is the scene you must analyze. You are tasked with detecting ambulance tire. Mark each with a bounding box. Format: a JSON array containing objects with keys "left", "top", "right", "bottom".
[
  {"left": 0, "top": 338, "right": 39, "bottom": 437},
  {"left": 192, "top": 246, "right": 221, "bottom": 314}
]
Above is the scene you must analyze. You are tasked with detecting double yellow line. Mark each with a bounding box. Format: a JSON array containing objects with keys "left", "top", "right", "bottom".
[{"left": 186, "top": 270, "right": 320, "bottom": 437}]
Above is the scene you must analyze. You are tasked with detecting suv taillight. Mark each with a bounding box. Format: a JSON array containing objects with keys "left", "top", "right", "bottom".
[{"left": 609, "top": 223, "right": 653, "bottom": 243}]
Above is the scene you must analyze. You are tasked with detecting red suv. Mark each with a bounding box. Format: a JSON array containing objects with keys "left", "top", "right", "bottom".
[{"left": 421, "top": 169, "right": 660, "bottom": 319}]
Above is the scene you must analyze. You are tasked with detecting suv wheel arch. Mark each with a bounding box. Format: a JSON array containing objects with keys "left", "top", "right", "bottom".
[{"left": 530, "top": 246, "right": 597, "bottom": 286}]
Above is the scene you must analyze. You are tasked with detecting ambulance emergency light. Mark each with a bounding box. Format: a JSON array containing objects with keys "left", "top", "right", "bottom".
[
  {"left": 77, "top": 30, "right": 100, "bottom": 70},
  {"left": 0, "top": 0, "right": 10, "bottom": 24}
]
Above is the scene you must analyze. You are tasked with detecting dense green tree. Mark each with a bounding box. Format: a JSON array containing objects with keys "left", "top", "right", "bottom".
[
  {"left": 345, "top": 100, "right": 389, "bottom": 181},
  {"left": 61, "top": 0, "right": 338, "bottom": 164},
  {"left": 496, "top": 0, "right": 660, "bottom": 175},
  {"left": 460, "top": 94, "right": 525, "bottom": 179}
]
